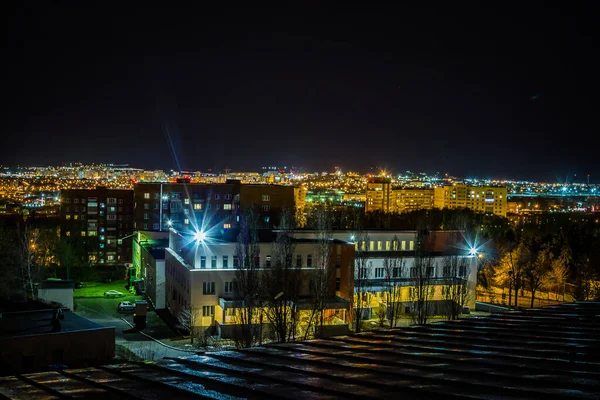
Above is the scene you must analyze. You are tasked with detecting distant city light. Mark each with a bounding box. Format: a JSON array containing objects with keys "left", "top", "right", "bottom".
[{"left": 167, "top": 220, "right": 173, "bottom": 227}]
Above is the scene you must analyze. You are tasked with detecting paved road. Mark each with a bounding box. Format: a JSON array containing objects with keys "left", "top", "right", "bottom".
[{"left": 74, "top": 297, "right": 194, "bottom": 360}]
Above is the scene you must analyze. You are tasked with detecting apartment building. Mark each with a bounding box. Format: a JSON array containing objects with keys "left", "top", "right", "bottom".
[
  {"left": 164, "top": 229, "right": 355, "bottom": 338},
  {"left": 133, "top": 180, "right": 300, "bottom": 233},
  {"left": 433, "top": 184, "right": 508, "bottom": 217},
  {"left": 293, "top": 230, "right": 479, "bottom": 318},
  {"left": 392, "top": 188, "right": 434, "bottom": 213},
  {"left": 60, "top": 187, "right": 133, "bottom": 264},
  {"left": 366, "top": 178, "right": 434, "bottom": 213}
]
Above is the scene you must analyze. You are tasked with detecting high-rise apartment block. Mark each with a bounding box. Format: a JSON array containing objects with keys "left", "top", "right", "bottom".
[
  {"left": 366, "top": 178, "right": 433, "bottom": 213},
  {"left": 433, "top": 184, "right": 507, "bottom": 217},
  {"left": 133, "top": 179, "right": 301, "bottom": 232},
  {"left": 365, "top": 178, "right": 392, "bottom": 213},
  {"left": 60, "top": 187, "right": 134, "bottom": 264}
]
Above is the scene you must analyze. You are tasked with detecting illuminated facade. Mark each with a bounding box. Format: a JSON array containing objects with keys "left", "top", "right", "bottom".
[
  {"left": 133, "top": 180, "right": 300, "bottom": 232},
  {"left": 60, "top": 187, "right": 133, "bottom": 265},
  {"left": 392, "top": 188, "right": 434, "bottom": 213},
  {"left": 433, "top": 184, "right": 508, "bottom": 217},
  {"left": 366, "top": 178, "right": 434, "bottom": 213},
  {"left": 164, "top": 229, "right": 354, "bottom": 338},
  {"left": 293, "top": 230, "right": 478, "bottom": 318},
  {"left": 365, "top": 178, "right": 392, "bottom": 212}
]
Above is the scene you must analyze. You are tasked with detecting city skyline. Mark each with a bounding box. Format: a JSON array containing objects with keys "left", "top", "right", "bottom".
[
  {"left": 2, "top": 162, "right": 598, "bottom": 185},
  {"left": 4, "top": 4, "right": 599, "bottom": 181}
]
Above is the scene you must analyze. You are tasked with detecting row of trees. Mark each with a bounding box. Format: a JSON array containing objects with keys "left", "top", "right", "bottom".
[
  {"left": 491, "top": 233, "right": 596, "bottom": 307},
  {"left": 0, "top": 218, "right": 94, "bottom": 300}
]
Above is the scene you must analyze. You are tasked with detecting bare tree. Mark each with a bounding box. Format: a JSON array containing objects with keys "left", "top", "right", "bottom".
[
  {"left": 550, "top": 243, "right": 571, "bottom": 301},
  {"left": 17, "top": 221, "right": 41, "bottom": 300},
  {"left": 495, "top": 241, "right": 531, "bottom": 308},
  {"left": 233, "top": 207, "right": 261, "bottom": 348},
  {"left": 410, "top": 230, "right": 435, "bottom": 325},
  {"left": 262, "top": 208, "right": 300, "bottom": 342},
  {"left": 383, "top": 235, "right": 405, "bottom": 327},
  {"left": 177, "top": 305, "right": 201, "bottom": 344},
  {"left": 353, "top": 230, "right": 371, "bottom": 333},
  {"left": 304, "top": 205, "right": 334, "bottom": 339},
  {"left": 440, "top": 252, "right": 470, "bottom": 320},
  {"left": 526, "top": 241, "right": 552, "bottom": 307}
]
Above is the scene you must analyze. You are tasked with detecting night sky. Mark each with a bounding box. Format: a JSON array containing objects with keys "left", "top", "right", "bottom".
[{"left": 3, "top": 3, "right": 599, "bottom": 181}]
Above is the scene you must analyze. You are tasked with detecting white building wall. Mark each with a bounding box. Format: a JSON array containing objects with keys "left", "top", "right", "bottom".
[
  {"left": 37, "top": 288, "right": 74, "bottom": 310},
  {"left": 155, "top": 260, "right": 166, "bottom": 309}
]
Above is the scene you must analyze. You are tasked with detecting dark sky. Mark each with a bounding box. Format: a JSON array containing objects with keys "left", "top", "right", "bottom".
[{"left": 3, "top": 3, "right": 599, "bottom": 182}]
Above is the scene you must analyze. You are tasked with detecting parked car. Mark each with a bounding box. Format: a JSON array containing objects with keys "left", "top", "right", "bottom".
[
  {"left": 104, "top": 290, "right": 124, "bottom": 298},
  {"left": 117, "top": 301, "right": 135, "bottom": 313}
]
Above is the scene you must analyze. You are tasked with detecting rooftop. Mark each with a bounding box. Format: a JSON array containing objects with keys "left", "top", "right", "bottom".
[
  {"left": 1, "top": 302, "right": 598, "bottom": 398},
  {"left": 1, "top": 308, "right": 106, "bottom": 339}
]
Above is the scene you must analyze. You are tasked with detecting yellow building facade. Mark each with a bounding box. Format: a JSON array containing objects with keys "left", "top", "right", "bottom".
[
  {"left": 366, "top": 178, "right": 433, "bottom": 214},
  {"left": 433, "top": 184, "right": 507, "bottom": 217}
]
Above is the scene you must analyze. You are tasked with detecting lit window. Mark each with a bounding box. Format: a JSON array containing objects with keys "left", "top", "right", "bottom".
[
  {"left": 184, "top": 198, "right": 190, "bottom": 205},
  {"left": 66, "top": 231, "right": 70, "bottom": 236},
  {"left": 409, "top": 240, "right": 414, "bottom": 250},
  {"left": 203, "top": 305, "right": 215, "bottom": 316},
  {"left": 369, "top": 241, "right": 375, "bottom": 251},
  {"left": 377, "top": 241, "right": 382, "bottom": 251},
  {"left": 193, "top": 203, "right": 202, "bottom": 210},
  {"left": 81, "top": 231, "right": 86, "bottom": 236},
  {"left": 223, "top": 204, "right": 232, "bottom": 210},
  {"left": 262, "top": 205, "right": 270, "bottom": 211},
  {"left": 66, "top": 215, "right": 71, "bottom": 220},
  {"left": 385, "top": 241, "right": 391, "bottom": 251},
  {"left": 74, "top": 215, "right": 78, "bottom": 220},
  {"left": 223, "top": 223, "right": 231, "bottom": 229},
  {"left": 262, "top": 195, "right": 270, "bottom": 201},
  {"left": 107, "top": 255, "right": 115, "bottom": 261},
  {"left": 184, "top": 218, "right": 189, "bottom": 225},
  {"left": 144, "top": 193, "right": 150, "bottom": 199}
]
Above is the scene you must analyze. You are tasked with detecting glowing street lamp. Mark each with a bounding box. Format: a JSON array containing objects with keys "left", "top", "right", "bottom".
[
  {"left": 194, "top": 230, "right": 206, "bottom": 243},
  {"left": 469, "top": 247, "right": 478, "bottom": 256},
  {"left": 167, "top": 220, "right": 173, "bottom": 227}
]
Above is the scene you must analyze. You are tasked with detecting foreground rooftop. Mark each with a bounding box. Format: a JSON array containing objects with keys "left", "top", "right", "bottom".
[{"left": 1, "top": 302, "right": 599, "bottom": 399}]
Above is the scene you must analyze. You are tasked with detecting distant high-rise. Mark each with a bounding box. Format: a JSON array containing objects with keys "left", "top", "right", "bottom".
[
  {"left": 133, "top": 180, "right": 301, "bottom": 232},
  {"left": 433, "top": 184, "right": 507, "bottom": 217},
  {"left": 60, "top": 187, "right": 133, "bottom": 265},
  {"left": 365, "top": 177, "right": 392, "bottom": 213},
  {"left": 366, "top": 178, "right": 434, "bottom": 213}
]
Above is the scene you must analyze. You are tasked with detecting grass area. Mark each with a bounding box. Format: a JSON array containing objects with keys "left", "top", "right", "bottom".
[
  {"left": 74, "top": 280, "right": 131, "bottom": 298},
  {"left": 74, "top": 295, "right": 142, "bottom": 319},
  {"left": 115, "top": 344, "right": 142, "bottom": 361}
]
